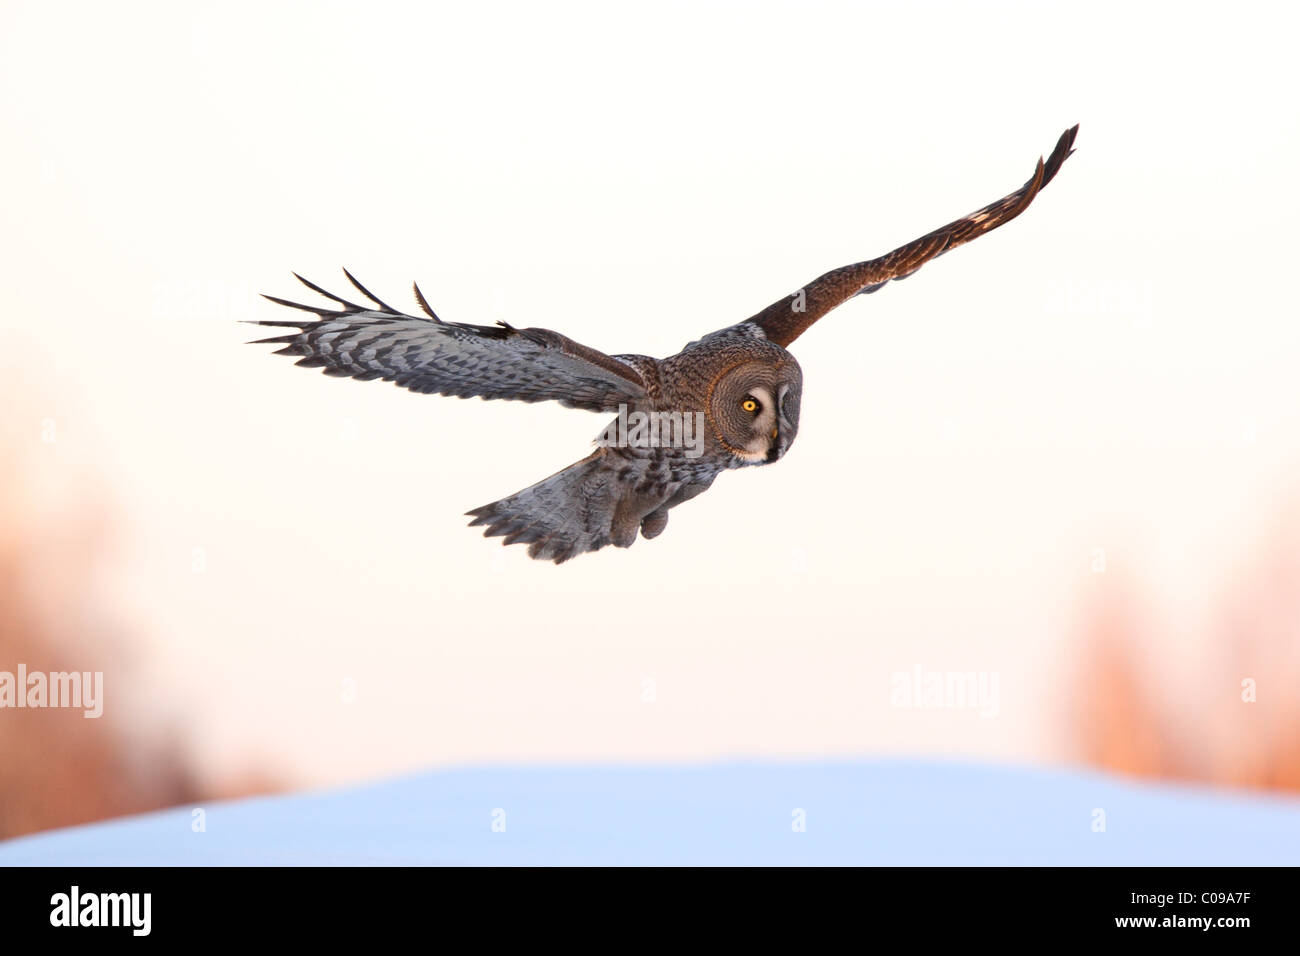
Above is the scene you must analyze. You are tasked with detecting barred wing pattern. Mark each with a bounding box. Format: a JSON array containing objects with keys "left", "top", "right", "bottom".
[
  {"left": 249, "top": 271, "right": 649, "bottom": 413},
  {"left": 745, "top": 125, "right": 1079, "bottom": 348}
]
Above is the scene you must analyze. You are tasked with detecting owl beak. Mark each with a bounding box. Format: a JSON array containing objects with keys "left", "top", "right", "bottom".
[
  {"left": 764, "top": 383, "right": 794, "bottom": 463},
  {"left": 765, "top": 422, "right": 785, "bottom": 464}
]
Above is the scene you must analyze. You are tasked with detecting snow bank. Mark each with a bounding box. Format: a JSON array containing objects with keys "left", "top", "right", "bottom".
[{"left": 3, "top": 760, "right": 1298, "bottom": 865}]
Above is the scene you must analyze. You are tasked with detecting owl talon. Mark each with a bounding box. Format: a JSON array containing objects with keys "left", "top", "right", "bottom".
[{"left": 640, "top": 509, "right": 669, "bottom": 540}]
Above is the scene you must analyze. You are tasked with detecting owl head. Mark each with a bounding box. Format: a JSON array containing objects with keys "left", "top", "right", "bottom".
[{"left": 708, "top": 358, "right": 802, "bottom": 465}]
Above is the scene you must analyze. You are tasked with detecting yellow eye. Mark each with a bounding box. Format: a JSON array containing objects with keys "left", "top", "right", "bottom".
[{"left": 741, "top": 399, "right": 758, "bottom": 413}]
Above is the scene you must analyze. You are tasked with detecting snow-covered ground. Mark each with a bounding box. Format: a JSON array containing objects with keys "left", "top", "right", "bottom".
[{"left": 3, "top": 760, "right": 1298, "bottom": 866}]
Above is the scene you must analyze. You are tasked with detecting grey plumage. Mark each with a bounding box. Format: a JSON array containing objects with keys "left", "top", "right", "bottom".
[
  {"left": 256, "top": 272, "right": 651, "bottom": 412},
  {"left": 249, "top": 126, "right": 1078, "bottom": 562}
]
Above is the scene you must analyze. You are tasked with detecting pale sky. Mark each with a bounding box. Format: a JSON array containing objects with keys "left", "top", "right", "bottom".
[{"left": 2, "top": 1, "right": 1298, "bottom": 787}]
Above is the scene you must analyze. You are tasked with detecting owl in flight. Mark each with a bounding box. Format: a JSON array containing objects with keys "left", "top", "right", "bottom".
[{"left": 251, "top": 126, "right": 1078, "bottom": 562}]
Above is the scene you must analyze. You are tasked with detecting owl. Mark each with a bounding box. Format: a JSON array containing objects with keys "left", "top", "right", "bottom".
[{"left": 251, "top": 126, "right": 1077, "bottom": 562}]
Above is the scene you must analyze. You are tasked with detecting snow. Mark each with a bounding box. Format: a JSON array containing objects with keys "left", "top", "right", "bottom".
[{"left": 3, "top": 760, "right": 1298, "bottom": 866}]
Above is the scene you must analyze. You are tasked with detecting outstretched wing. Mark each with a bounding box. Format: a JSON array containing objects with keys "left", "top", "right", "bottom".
[
  {"left": 248, "top": 271, "right": 649, "bottom": 413},
  {"left": 744, "top": 125, "right": 1078, "bottom": 348}
]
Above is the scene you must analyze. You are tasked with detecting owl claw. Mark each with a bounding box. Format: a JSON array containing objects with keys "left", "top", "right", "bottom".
[{"left": 640, "top": 509, "right": 669, "bottom": 540}]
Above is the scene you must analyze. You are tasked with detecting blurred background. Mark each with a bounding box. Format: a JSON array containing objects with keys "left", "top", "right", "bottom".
[{"left": 1, "top": 1, "right": 1297, "bottom": 839}]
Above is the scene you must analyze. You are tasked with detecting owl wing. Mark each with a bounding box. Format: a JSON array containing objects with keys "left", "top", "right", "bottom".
[
  {"left": 248, "top": 271, "right": 649, "bottom": 413},
  {"left": 744, "top": 125, "right": 1078, "bottom": 348}
]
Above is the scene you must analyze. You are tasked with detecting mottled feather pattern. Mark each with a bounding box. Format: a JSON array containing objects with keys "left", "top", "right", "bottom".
[
  {"left": 465, "top": 448, "right": 717, "bottom": 563},
  {"left": 248, "top": 272, "right": 649, "bottom": 413},
  {"left": 746, "top": 125, "right": 1078, "bottom": 347}
]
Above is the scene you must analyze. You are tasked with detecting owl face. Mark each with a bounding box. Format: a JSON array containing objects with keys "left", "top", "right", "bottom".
[{"left": 708, "top": 359, "right": 802, "bottom": 465}]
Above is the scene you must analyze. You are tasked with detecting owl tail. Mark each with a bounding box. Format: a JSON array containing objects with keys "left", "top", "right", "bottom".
[{"left": 466, "top": 450, "right": 643, "bottom": 564}]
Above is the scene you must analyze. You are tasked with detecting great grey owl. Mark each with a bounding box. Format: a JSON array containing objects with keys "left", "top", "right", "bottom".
[{"left": 250, "top": 126, "right": 1078, "bottom": 562}]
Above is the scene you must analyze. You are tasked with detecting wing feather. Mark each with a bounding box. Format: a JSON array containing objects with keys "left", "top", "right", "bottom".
[
  {"left": 745, "top": 125, "right": 1078, "bottom": 348},
  {"left": 248, "top": 271, "right": 649, "bottom": 412}
]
